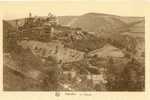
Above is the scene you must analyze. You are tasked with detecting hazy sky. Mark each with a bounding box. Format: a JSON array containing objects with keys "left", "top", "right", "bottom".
[{"left": 0, "top": 0, "right": 145, "bottom": 20}]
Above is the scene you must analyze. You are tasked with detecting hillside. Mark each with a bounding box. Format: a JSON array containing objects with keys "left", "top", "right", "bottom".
[
  {"left": 71, "top": 13, "right": 127, "bottom": 33},
  {"left": 58, "top": 13, "right": 144, "bottom": 37},
  {"left": 57, "top": 16, "right": 77, "bottom": 25}
]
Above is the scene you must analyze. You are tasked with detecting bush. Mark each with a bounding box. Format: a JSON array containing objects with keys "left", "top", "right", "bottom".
[{"left": 105, "top": 58, "right": 144, "bottom": 91}]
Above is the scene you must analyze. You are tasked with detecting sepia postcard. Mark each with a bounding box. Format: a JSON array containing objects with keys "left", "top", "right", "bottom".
[{"left": 0, "top": 0, "right": 150, "bottom": 100}]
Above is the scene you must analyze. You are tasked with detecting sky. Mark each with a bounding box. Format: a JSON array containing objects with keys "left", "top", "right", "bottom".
[{"left": 0, "top": 0, "right": 146, "bottom": 20}]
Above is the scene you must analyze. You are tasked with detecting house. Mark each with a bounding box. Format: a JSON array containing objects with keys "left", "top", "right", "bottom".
[
  {"left": 63, "top": 69, "right": 77, "bottom": 79},
  {"left": 88, "top": 43, "right": 124, "bottom": 58},
  {"left": 86, "top": 74, "right": 107, "bottom": 85}
]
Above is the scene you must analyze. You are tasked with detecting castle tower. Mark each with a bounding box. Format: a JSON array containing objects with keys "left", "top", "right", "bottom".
[
  {"left": 29, "top": 12, "right": 32, "bottom": 18},
  {"left": 47, "top": 12, "right": 57, "bottom": 38}
]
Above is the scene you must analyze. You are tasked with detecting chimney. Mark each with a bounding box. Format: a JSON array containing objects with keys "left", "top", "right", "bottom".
[{"left": 50, "top": 27, "right": 54, "bottom": 38}]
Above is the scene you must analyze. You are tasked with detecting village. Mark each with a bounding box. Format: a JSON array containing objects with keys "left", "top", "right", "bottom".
[{"left": 3, "top": 12, "right": 145, "bottom": 91}]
